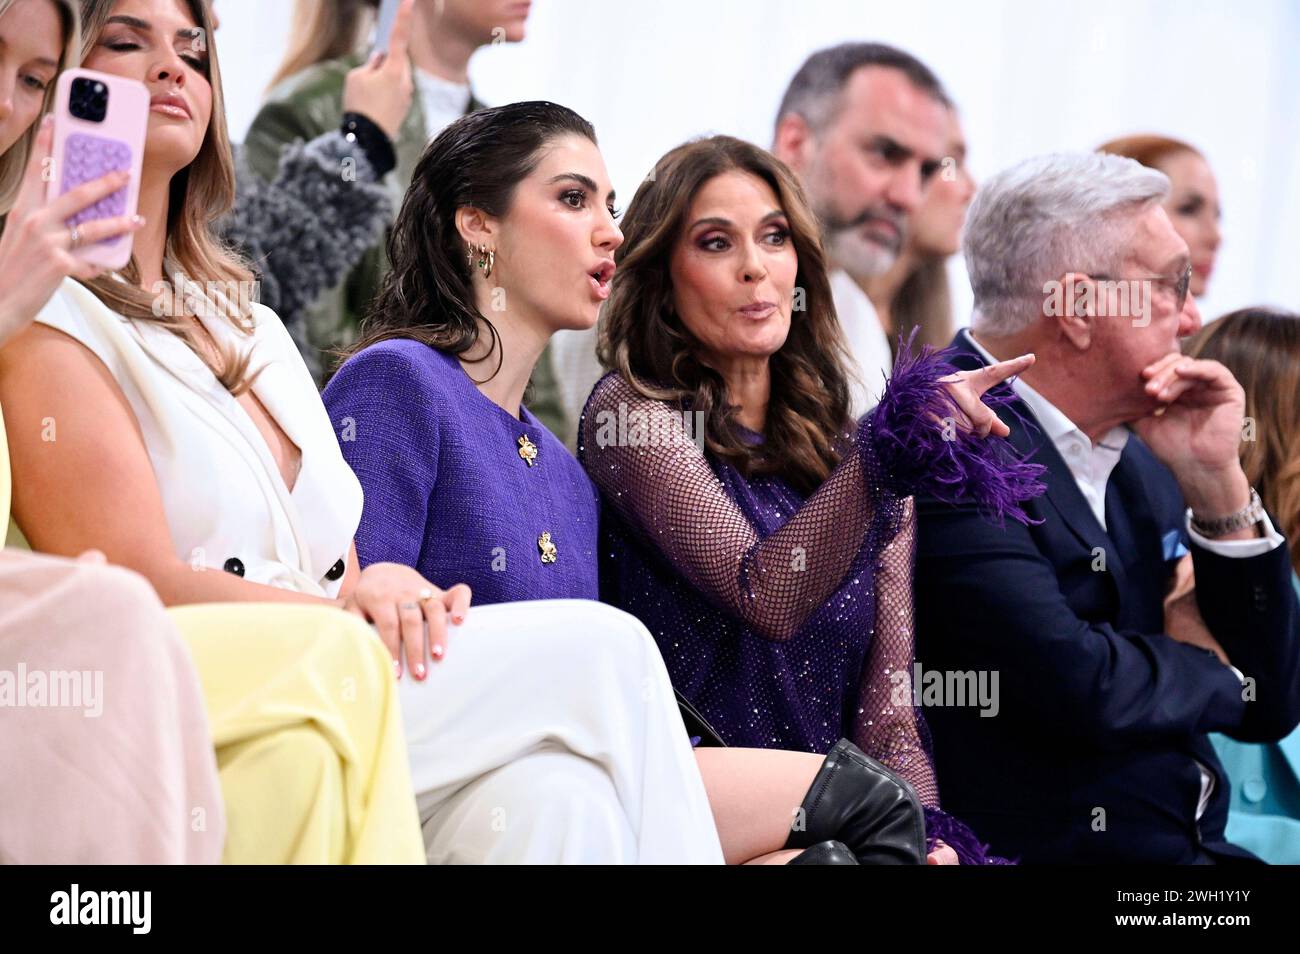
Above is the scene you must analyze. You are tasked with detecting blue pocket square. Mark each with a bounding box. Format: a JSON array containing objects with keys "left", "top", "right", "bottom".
[{"left": 1162, "top": 529, "right": 1189, "bottom": 562}]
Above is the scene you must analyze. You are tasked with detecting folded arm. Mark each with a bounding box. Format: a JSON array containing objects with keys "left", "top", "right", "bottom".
[{"left": 914, "top": 494, "right": 1257, "bottom": 748}]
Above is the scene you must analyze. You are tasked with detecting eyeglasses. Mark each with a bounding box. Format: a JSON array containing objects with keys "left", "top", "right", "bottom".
[{"left": 1090, "top": 262, "right": 1193, "bottom": 313}]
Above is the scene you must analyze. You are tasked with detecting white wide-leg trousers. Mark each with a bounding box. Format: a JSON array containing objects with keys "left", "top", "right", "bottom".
[{"left": 399, "top": 599, "right": 723, "bottom": 864}]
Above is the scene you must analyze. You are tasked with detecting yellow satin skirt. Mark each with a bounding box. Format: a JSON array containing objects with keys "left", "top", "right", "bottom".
[{"left": 170, "top": 603, "right": 425, "bottom": 865}]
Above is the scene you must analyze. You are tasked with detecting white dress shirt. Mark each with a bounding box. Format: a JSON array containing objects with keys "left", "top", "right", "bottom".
[
  {"left": 414, "top": 68, "right": 472, "bottom": 142},
  {"left": 962, "top": 329, "right": 1284, "bottom": 821},
  {"left": 829, "top": 268, "right": 894, "bottom": 417}
]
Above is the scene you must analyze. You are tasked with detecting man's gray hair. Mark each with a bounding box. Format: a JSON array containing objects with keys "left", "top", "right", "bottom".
[{"left": 964, "top": 152, "right": 1170, "bottom": 337}]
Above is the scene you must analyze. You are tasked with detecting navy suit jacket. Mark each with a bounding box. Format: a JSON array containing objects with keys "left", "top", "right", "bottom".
[{"left": 914, "top": 331, "right": 1300, "bottom": 864}]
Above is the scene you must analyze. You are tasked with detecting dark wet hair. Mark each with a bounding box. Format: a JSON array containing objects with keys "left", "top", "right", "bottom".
[{"left": 338, "top": 101, "right": 597, "bottom": 380}]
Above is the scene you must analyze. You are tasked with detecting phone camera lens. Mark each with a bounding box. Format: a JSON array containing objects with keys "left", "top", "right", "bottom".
[{"left": 69, "top": 76, "right": 109, "bottom": 123}]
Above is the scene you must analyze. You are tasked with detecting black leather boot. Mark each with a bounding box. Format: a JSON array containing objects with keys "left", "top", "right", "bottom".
[
  {"left": 787, "top": 840, "right": 860, "bottom": 865},
  {"left": 783, "top": 738, "right": 927, "bottom": 865}
]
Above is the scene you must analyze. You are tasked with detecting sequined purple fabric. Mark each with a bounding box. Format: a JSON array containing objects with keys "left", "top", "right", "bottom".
[{"left": 579, "top": 346, "right": 1044, "bottom": 863}]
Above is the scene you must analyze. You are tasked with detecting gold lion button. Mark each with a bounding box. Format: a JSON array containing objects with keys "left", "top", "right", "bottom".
[
  {"left": 538, "top": 531, "right": 557, "bottom": 564},
  {"left": 518, "top": 434, "right": 538, "bottom": 467}
]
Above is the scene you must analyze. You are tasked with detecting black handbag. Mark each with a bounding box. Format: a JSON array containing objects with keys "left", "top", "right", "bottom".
[{"left": 674, "top": 690, "right": 727, "bottom": 747}]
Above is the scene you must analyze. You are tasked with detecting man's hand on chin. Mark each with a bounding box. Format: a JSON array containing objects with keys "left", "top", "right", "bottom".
[{"left": 1132, "top": 354, "right": 1259, "bottom": 541}]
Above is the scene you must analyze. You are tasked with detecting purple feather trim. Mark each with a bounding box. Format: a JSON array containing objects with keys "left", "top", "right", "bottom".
[
  {"left": 866, "top": 334, "right": 1046, "bottom": 526},
  {"left": 924, "top": 806, "right": 1016, "bottom": 865}
]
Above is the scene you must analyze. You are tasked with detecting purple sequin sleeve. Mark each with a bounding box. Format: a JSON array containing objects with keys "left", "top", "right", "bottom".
[
  {"left": 580, "top": 348, "right": 1044, "bottom": 644},
  {"left": 581, "top": 370, "right": 894, "bottom": 643},
  {"left": 855, "top": 496, "right": 940, "bottom": 807}
]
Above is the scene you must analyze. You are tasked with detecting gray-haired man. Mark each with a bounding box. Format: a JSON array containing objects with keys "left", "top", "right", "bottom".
[
  {"left": 772, "top": 42, "right": 950, "bottom": 413},
  {"left": 914, "top": 151, "right": 1300, "bottom": 863}
]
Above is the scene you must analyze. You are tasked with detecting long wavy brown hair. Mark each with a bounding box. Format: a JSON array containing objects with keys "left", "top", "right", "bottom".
[
  {"left": 1186, "top": 307, "right": 1300, "bottom": 576},
  {"left": 76, "top": 0, "right": 257, "bottom": 392},
  {"left": 597, "top": 135, "right": 853, "bottom": 495}
]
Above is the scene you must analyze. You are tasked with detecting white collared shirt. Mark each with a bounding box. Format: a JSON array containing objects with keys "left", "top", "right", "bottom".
[
  {"left": 414, "top": 68, "right": 472, "bottom": 142},
  {"left": 962, "top": 328, "right": 1284, "bottom": 822},
  {"left": 1012, "top": 375, "right": 1130, "bottom": 532},
  {"left": 829, "top": 268, "right": 894, "bottom": 417}
]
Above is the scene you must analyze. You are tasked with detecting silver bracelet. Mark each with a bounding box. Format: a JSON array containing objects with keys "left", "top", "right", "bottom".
[{"left": 1190, "top": 487, "right": 1265, "bottom": 538}]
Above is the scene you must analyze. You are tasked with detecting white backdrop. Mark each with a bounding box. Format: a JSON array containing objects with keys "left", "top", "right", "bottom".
[{"left": 217, "top": 0, "right": 1300, "bottom": 325}]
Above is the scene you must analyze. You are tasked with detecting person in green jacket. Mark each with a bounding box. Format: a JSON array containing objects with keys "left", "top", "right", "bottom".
[{"left": 243, "top": 0, "right": 569, "bottom": 436}]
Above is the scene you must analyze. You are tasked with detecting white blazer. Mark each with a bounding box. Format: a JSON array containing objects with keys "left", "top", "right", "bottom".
[{"left": 33, "top": 277, "right": 362, "bottom": 597}]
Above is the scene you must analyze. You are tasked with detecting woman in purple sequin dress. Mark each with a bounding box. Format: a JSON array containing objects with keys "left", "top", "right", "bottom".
[{"left": 580, "top": 136, "right": 1048, "bottom": 863}]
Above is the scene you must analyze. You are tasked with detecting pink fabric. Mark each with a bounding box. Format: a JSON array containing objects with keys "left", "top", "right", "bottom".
[{"left": 0, "top": 549, "right": 224, "bottom": 863}]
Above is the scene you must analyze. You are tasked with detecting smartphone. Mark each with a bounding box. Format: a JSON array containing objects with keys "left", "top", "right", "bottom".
[
  {"left": 373, "top": 0, "right": 402, "bottom": 55},
  {"left": 47, "top": 68, "right": 149, "bottom": 270}
]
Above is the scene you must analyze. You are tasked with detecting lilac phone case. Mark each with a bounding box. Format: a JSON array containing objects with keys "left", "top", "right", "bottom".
[
  {"left": 374, "top": 0, "right": 402, "bottom": 54},
  {"left": 47, "top": 69, "right": 149, "bottom": 270}
]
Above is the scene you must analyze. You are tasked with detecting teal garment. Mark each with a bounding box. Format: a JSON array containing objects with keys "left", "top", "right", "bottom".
[{"left": 1209, "top": 572, "right": 1300, "bottom": 864}]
